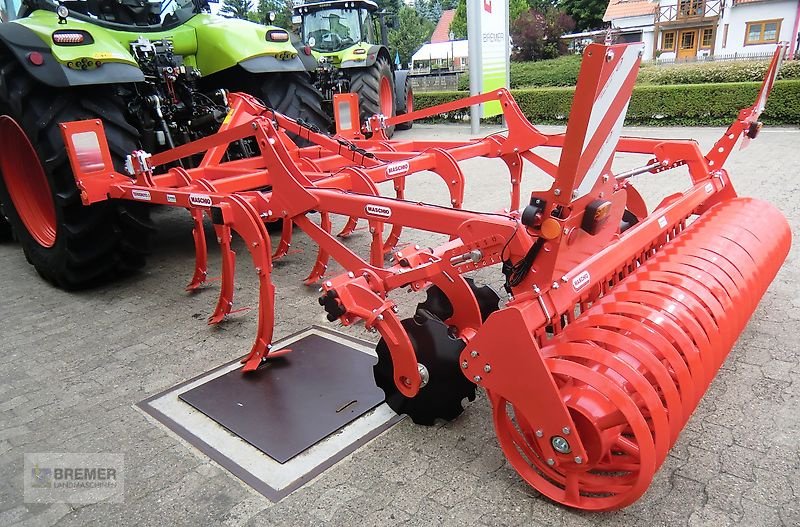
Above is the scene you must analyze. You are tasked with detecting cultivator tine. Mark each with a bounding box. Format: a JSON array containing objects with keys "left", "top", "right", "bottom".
[
  {"left": 272, "top": 219, "right": 293, "bottom": 260},
  {"left": 336, "top": 216, "right": 359, "bottom": 238},
  {"left": 186, "top": 208, "right": 209, "bottom": 291},
  {"left": 303, "top": 212, "right": 331, "bottom": 285},
  {"left": 208, "top": 224, "right": 236, "bottom": 325}
]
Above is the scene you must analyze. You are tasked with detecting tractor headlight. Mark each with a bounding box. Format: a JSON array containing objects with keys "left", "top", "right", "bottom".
[
  {"left": 52, "top": 30, "right": 94, "bottom": 46},
  {"left": 266, "top": 30, "right": 289, "bottom": 43}
]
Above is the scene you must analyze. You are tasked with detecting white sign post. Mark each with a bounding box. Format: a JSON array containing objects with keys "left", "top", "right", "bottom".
[{"left": 467, "top": 0, "right": 510, "bottom": 133}]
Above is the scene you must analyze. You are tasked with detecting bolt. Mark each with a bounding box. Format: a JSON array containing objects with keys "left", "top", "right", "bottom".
[
  {"left": 561, "top": 276, "right": 568, "bottom": 283},
  {"left": 325, "top": 281, "right": 332, "bottom": 287},
  {"left": 252, "top": 241, "right": 258, "bottom": 247},
  {"left": 255, "top": 267, "right": 261, "bottom": 273},
  {"left": 391, "top": 305, "right": 399, "bottom": 313},
  {"left": 347, "top": 272, "right": 355, "bottom": 278},
  {"left": 552, "top": 282, "right": 559, "bottom": 289},
  {"left": 461, "top": 360, "right": 469, "bottom": 369},
  {"left": 554, "top": 189, "right": 561, "bottom": 196},
  {"left": 473, "top": 375, "right": 482, "bottom": 382},
  {"left": 252, "top": 122, "right": 258, "bottom": 129},
  {"left": 451, "top": 199, "right": 457, "bottom": 205},
  {"left": 572, "top": 190, "right": 579, "bottom": 198},
  {"left": 605, "top": 50, "right": 615, "bottom": 62},
  {"left": 376, "top": 314, "right": 384, "bottom": 321},
  {"left": 551, "top": 436, "right": 571, "bottom": 454},
  {"left": 470, "top": 350, "right": 479, "bottom": 358},
  {"left": 602, "top": 174, "right": 609, "bottom": 182},
  {"left": 546, "top": 458, "right": 555, "bottom": 466},
  {"left": 562, "top": 427, "right": 571, "bottom": 435},
  {"left": 574, "top": 456, "right": 583, "bottom": 464},
  {"left": 267, "top": 210, "right": 273, "bottom": 216},
  {"left": 535, "top": 429, "right": 543, "bottom": 438},
  {"left": 483, "top": 364, "right": 492, "bottom": 373},
  {"left": 414, "top": 245, "right": 420, "bottom": 250}
]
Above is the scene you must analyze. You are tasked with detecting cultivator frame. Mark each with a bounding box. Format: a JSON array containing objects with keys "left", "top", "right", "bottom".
[{"left": 59, "top": 43, "right": 791, "bottom": 510}]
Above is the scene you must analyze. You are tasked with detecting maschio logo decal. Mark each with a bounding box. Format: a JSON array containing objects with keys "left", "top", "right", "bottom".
[
  {"left": 189, "top": 194, "right": 213, "bottom": 207},
  {"left": 572, "top": 270, "right": 591, "bottom": 291},
  {"left": 365, "top": 204, "right": 392, "bottom": 219},
  {"left": 386, "top": 161, "right": 410, "bottom": 177},
  {"left": 131, "top": 190, "right": 151, "bottom": 201}
]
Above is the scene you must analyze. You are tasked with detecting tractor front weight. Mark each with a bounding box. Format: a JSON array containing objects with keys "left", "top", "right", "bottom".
[{"left": 58, "top": 43, "right": 791, "bottom": 510}]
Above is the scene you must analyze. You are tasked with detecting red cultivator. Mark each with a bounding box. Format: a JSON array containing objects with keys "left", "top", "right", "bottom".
[{"left": 59, "top": 43, "right": 791, "bottom": 510}]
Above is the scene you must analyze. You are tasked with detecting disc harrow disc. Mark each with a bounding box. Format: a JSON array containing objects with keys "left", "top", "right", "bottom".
[{"left": 374, "top": 312, "right": 476, "bottom": 425}]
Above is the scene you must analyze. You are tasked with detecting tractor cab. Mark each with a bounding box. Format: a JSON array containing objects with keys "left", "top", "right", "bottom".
[
  {"left": 2, "top": 0, "right": 21, "bottom": 21},
  {"left": 294, "top": 0, "right": 381, "bottom": 56}
]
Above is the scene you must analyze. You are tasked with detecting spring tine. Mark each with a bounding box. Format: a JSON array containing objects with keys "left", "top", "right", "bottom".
[
  {"left": 208, "top": 224, "right": 236, "bottom": 325},
  {"left": 337, "top": 216, "right": 359, "bottom": 238},
  {"left": 186, "top": 208, "right": 208, "bottom": 291},
  {"left": 303, "top": 212, "right": 331, "bottom": 285},
  {"left": 382, "top": 183, "right": 405, "bottom": 254},
  {"left": 272, "top": 219, "right": 293, "bottom": 260}
]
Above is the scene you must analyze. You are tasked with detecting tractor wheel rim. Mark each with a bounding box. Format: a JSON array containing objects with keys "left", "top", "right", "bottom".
[
  {"left": 0, "top": 116, "right": 57, "bottom": 248},
  {"left": 406, "top": 90, "right": 413, "bottom": 114},
  {"left": 380, "top": 76, "right": 393, "bottom": 116}
]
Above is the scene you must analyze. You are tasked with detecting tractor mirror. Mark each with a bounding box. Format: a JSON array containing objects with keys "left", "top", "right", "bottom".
[
  {"left": 268, "top": 11, "right": 276, "bottom": 22},
  {"left": 291, "top": 15, "right": 302, "bottom": 24}
]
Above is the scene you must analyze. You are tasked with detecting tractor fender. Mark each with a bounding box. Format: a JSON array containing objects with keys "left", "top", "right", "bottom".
[
  {"left": 393, "top": 69, "right": 410, "bottom": 112},
  {"left": 341, "top": 44, "right": 387, "bottom": 69},
  {"left": 0, "top": 22, "right": 144, "bottom": 88}
]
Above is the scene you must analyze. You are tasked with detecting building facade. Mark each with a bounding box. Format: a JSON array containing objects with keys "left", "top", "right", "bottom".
[{"left": 603, "top": 0, "right": 800, "bottom": 60}]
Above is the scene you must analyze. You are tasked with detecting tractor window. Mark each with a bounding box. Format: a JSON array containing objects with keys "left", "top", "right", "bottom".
[
  {"left": 2, "top": 0, "right": 22, "bottom": 21},
  {"left": 303, "top": 8, "right": 362, "bottom": 51},
  {"left": 30, "top": 0, "right": 199, "bottom": 29},
  {"left": 361, "top": 10, "right": 375, "bottom": 44}
]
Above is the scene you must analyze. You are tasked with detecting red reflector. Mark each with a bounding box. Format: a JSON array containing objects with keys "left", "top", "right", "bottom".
[
  {"left": 27, "top": 52, "right": 44, "bottom": 66},
  {"left": 53, "top": 32, "right": 85, "bottom": 44},
  {"left": 303, "top": 45, "right": 312, "bottom": 56}
]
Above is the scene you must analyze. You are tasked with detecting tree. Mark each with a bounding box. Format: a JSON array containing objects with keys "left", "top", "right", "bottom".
[
  {"left": 558, "top": 0, "right": 607, "bottom": 30},
  {"left": 510, "top": 8, "right": 575, "bottom": 61},
  {"left": 220, "top": 0, "right": 253, "bottom": 19},
  {"left": 251, "top": 0, "right": 293, "bottom": 27},
  {"left": 389, "top": 6, "right": 435, "bottom": 66},
  {"left": 450, "top": 0, "right": 466, "bottom": 39}
]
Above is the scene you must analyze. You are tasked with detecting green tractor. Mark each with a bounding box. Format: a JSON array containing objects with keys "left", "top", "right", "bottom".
[
  {"left": 293, "top": 0, "right": 413, "bottom": 137},
  {"left": 0, "top": 0, "right": 329, "bottom": 288}
]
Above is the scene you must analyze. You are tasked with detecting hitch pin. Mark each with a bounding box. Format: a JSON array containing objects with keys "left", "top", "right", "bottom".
[
  {"left": 615, "top": 161, "right": 664, "bottom": 181},
  {"left": 450, "top": 249, "right": 483, "bottom": 266},
  {"left": 533, "top": 285, "right": 552, "bottom": 324}
]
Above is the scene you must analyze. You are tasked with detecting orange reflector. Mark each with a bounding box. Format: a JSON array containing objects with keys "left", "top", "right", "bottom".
[{"left": 541, "top": 218, "right": 562, "bottom": 240}]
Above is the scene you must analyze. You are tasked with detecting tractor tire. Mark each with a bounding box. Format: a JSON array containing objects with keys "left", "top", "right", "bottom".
[
  {"left": 349, "top": 57, "right": 396, "bottom": 138},
  {"left": 229, "top": 70, "right": 331, "bottom": 142},
  {"left": 395, "top": 76, "right": 413, "bottom": 131},
  {"left": 0, "top": 209, "right": 12, "bottom": 242},
  {"left": 0, "top": 53, "right": 153, "bottom": 290}
]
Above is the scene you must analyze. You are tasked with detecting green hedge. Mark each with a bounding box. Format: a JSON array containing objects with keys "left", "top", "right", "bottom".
[
  {"left": 456, "top": 57, "right": 800, "bottom": 90},
  {"left": 638, "top": 59, "right": 800, "bottom": 85},
  {"left": 415, "top": 80, "right": 800, "bottom": 126}
]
